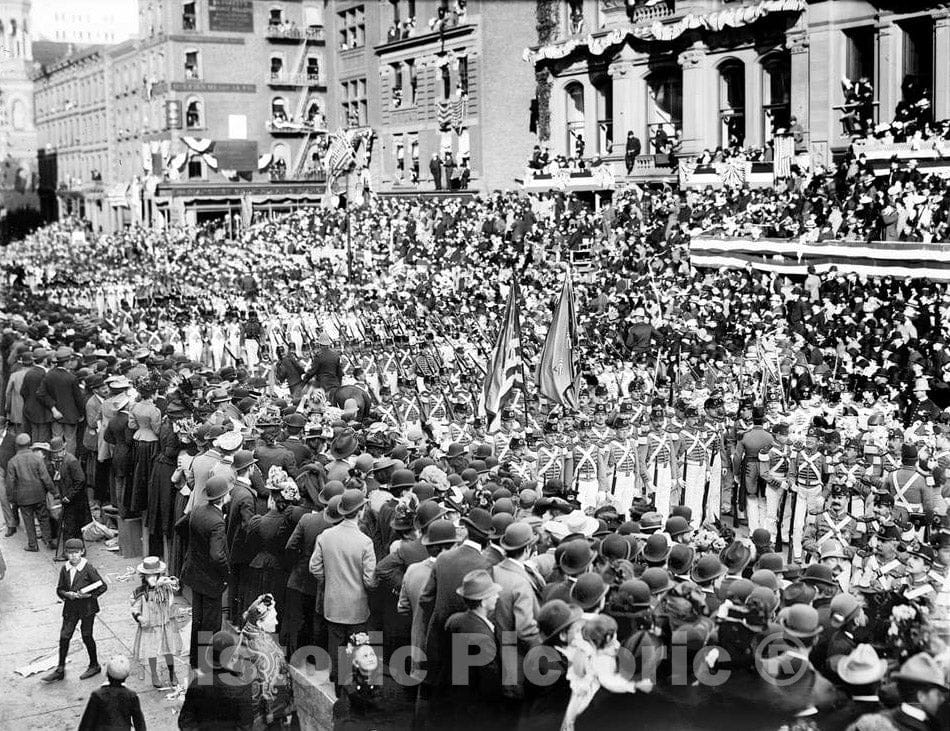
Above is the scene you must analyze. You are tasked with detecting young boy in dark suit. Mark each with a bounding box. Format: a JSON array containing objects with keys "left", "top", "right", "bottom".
[
  {"left": 43, "top": 537, "right": 108, "bottom": 682},
  {"left": 78, "top": 655, "right": 146, "bottom": 730}
]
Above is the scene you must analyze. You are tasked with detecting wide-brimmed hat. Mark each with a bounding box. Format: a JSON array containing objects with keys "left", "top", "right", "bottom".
[
  {"left": 819, "top": 539, "right": 848, "bottom": 561},
  {"left": 338, "top": 488, "right": 367, "bottom": 516},
  {"left": 106, "top": 375, "right": 132, "bottom": 390},
  {"left": 836, "top": 644, "right": 887, "bottom": 686},
  {"left": 801, "top": 564, "right": 837, "bottom": 588},
  {"left": 779, "top": 604, "right": 822, "bottom": 638},
  {"left": 557, "top": 510, "right": 599, "bottom": 538},
  {"left": 720, "top": 541, "right": 752, "bottom": 573},
  {"left": 330, "top": 433, "right": 358, "bottom": 460},
  {"left": 213, "top": 430, "right": 243, "bottom": 451},
  {"left": 892, "top": 652, "right": 950, "bottom": 691},
  {"left": 137, "top": 556, "right": 167, "bottom": 575},
  {"left": 455, "top": 569, "right": 501, "bottom": 601},
  {"left": 499, "top": 521, "right": 536, "bottom": 551}
]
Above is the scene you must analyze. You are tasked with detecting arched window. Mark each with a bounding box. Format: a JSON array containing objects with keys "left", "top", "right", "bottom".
[
  {"left": 271, "top": 96, "right": 287, "bottom": 120},
  {"left": 719, "top": 60, "right": 745, "bottom": 147},
  {"left": 185, "top": 97, "right": 203, "bottom": 128},
  {"left": 270, "top": 142, "right": 290, "bottom": 179},
  {"left": 565, "top": 81, "right": 585, "bottom": 156},
  {"left": 762, "top": 51, "right": 791, "bottom": 135},
  {"left": 305, "top": 98, "right": 323, "bottom": 125}
]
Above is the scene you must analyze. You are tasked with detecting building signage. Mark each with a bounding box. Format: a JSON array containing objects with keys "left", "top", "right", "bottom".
[
  {"left": 171, "top": 82, "right": 256, "bottom": 93},
  {"left": 208, "top": 0, "right": 254, "bottom": 33}
]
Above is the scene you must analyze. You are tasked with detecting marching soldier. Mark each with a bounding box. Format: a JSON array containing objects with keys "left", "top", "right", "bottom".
[
  {"left": 723, "top": 397, "right": 754, "bottom": 519},
  {"left": 786, "top": 426, "right": 828, "bottom": 563},
  {"left": 733, "top": 406, "right": 773, "bottom": 531},
  {"left": 536, "top": 418, "right": 567, "bottom": 488},
  {"left": 640, "top": 400, "right": 680, "bottom": 518},
  {"left": 375, "top": 385, "right": 401, "bottom": 429},
  {"left": 679, "top": 405, "right": 715, "bottom": 524},
  {"left": 884, "top": 444, "right": 936, "bottom": 539},
  {"left": 393, "top": 377, "right": 424, "bottom": 432},
  {"left": 834, "top": 437, "right": 873, "bottom": 518},
  {"left": 759, "top": 422, "right": 792, "bottom": 541},
  {"left": 802, "top": 483, "right": 858, "bottom": 587},
  {"left": 602, "top": 416, "right": 648, "bottom": 516},
  {"left": 571, "top": 416, "right": 602, "bottom": 509},
  {"left": 493, "top": 408, "right": 520, "bottom": 459},
  {"left": 502, "top": 436, "right": 537, "bottom": 483}
]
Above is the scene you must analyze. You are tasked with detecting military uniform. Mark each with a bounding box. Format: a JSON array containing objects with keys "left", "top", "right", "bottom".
[
  {"left": 786, "top": 437, "right": 827, "bottom": 563},
  {"left": 602, "top": 417, "right": 647, "bottom": 515},
  {"left": 679, "top": 412, "right": 718, "bottom": 524},
  {"left": 571, "top": 420, "right": 602, "bottom": 510},
  {"left": 759, "top": 427, "right": 792, "bottom": 540},
  {"left": 640, "top": 411, "right": 680, "bottom": 518}
]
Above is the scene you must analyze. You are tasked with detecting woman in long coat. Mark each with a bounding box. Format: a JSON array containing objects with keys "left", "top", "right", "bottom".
[
  {"left": 146, "top": 400, "right": 190, "bottom": 557},
  {"left": 127, "top": 376, "right": 163, "bottom": 517}
]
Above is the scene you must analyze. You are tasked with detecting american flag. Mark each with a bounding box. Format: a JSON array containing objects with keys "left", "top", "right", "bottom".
[
  {"left": 480, "top": 279, "right": 524, "bottom": 432},
  {"left": 323, "top": 130, "right": 356, "bottom": 182}
]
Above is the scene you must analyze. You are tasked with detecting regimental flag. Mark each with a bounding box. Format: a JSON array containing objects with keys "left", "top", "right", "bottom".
[
  {"left": 537, "top": 272, "right": 579, "bottom": 411},
  {"left": 324, "top": 130, "right": 356, "bottom": 183},
  {"left": 480, "top": 279, "right": 524, "bottom": 432}
]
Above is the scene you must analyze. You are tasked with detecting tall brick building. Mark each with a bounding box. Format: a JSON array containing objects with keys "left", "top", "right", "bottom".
[
  {"left": 324, "top": 0, "right": 537, "bottom": 192},
  {"left": 34, "top": 0, "right": 329, "bottom": 231}
]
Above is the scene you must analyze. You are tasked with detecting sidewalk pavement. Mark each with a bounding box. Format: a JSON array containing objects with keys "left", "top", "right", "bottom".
[{"left": 0, "top": 531, "right": 187, "bottom": 730}]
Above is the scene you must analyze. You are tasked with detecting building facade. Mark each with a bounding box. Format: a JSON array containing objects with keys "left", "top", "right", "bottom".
[
  {"left": 324, "top": 0, "right": 537, "bottom": 192},
  {"left": 30, "top": 0, "right": 138, "bottom": 45},
  {"left": 0, "top": 0, "right": 39, "bottom": 229},
  {"left": 33, "top": 0, "right": 330, "bottom": 231},
  {"left": 529, "top": 0, "right": 950, "bottom": 176}
]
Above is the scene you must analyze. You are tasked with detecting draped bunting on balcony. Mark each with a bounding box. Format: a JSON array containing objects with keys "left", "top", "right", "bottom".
[
  {"left": 523, "top": 0, "right": 806, "bottom": 63},
  {"left": 437, "top": 95, "right": 468, "bottom": 133}
]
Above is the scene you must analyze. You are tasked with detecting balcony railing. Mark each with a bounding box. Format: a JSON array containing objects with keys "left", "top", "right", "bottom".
[
  {"left": 266, "top": 25, "right": 326, "bottom": 42},
  {"left": 266, "top": 118, "right": 327, "bottom": 134},
  {"left": 268, "top": 72, "right": 326, "bottom": 86}
]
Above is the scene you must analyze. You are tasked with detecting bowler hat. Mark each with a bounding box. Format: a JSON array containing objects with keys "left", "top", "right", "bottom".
[
  {"left": 691, "top": 554, "right": 726, "bottom": 585},
  {"left": 559, "top": 539, "right": 596, "bottom": 575},
  {"left": 819, "top": 539, "right": 848, "bottom": 561},
  {"left": 779, "top": 604, "right": 822, "bottom": 638},
  {"left": 616, "top": 579, "right": 652, "bottom": 609},
  {"left": 668, "top": 543, "right": 695, "bottom": 577},
  {"left": 499, "top": 521, "right": 536, "bottom": 551},
  {"left": 461, "top": 507, "right": 492, "bottom": 538},
  {"left": 416, "top": 501, "right": 448, "bottom": 530},
  {"left": 829, "top": 593, "right": 861, "bottom": 628},
  {"left": 665, "top": 516, "right": 691, "bottom": 538},
  {"left": 54, "top": 346, "right": 75, "bottom": 363},
  {"left": 490, "top": 513, "right": 515, "bottom": 541},
  {"left": 754, "top": 552, "right": 786, "bottom": 574},
  {"left": 751, "top": 528, "right": 772, "bottom": 549},
  {"left": 538, "top": 599, "right": 582, "bottom": 644},
  {"left": 640, "top": 567, "right": 674, "bottom": 595},
  {"left": 571, "top": 573, "right": 608, "bottom": 610},
  {"left": 639, "top": 511, "right": 664, "bottom": 533},
  {"left": 599, "top": 533, "right": 632, "bottom": 562},
  {"left": 423, "top": 519, "right": 458, "bottom": 546},
  {"left": 284, "top": 413, "right": 306, "bottom": 429},
  {"left": 642, "top": 533, "right": 672, "bottom": 563},
  {"left": 323, "top": 495, "right": 344, "bottom": 524},
  {"left": 318, "top": 480, "right": 346, "bottom": 506},
  {"left": 456, "top": 569, "right": 501, "bottom": 601},
  {"left": 338, "top": 488, "right": 367, "bottom": 516},
  {"left": 205, "top": 476, "right": 232, "bottom": 502},
  {"left": 231, "top": 450, "right": 258, "bottom": 473}
]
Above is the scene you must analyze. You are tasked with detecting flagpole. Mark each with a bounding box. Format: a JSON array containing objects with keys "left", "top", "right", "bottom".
[
  {"left": 346, "top": 194, "right": 352, "bottom": 282},
  {"left": 514, "top": 271, "right": 531, "bottom": 430}
]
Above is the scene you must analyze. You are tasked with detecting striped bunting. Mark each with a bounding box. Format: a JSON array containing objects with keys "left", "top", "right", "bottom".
[{"left": 691, "top": 236, "right": 950, "bottom": 280}]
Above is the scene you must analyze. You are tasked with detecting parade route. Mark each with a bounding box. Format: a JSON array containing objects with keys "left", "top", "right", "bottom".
[{"left": 0, "top": 535, "right": 187, "bottom": 730}]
